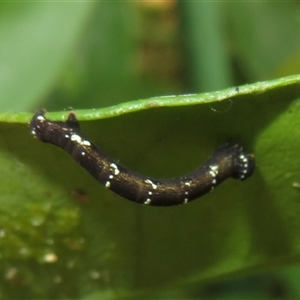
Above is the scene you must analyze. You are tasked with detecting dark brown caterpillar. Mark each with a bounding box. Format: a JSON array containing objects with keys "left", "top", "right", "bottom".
[{"left": 30, "top": 110, "right": 255, "bottom": 206}]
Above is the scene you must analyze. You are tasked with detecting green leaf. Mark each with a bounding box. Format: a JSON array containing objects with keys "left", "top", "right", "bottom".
[{"left": 1, "top": 74, "right": 300, "bottom": 298}]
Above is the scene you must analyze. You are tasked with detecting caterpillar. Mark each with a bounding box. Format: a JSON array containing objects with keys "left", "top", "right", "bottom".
[{"left": 30, "top": 110, "right": 255, "bottom": 206}]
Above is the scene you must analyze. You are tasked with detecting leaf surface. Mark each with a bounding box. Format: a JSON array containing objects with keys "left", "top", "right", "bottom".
[{"left": 1, "top": 75, "right": 300, "bottom": 298}]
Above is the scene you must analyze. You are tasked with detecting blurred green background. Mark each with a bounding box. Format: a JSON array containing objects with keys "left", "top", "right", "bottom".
[{"left": 1, "top": 1, "right": 300, "bottom": 299}]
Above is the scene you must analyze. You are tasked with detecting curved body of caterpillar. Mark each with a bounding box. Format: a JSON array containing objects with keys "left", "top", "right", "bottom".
[{"left": 30, "top": 110, "right": 255, "bottom": 206}]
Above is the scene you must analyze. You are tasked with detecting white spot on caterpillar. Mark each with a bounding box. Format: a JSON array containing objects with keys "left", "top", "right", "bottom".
[
  {"left": 110, "top": 163, "right": 120, "bottom": 175},
  {"left": 144, "top": 190, "right": 153, "bottom": 205},
  {"left": 105, "top": 165, "right": 120, "bottom": 189},
  {"left": 183, "top": 190, "right": 189, "bottom": 204},
  {"left": 71, "top": 134, "right": 81, "bottom": 143},
  {"left": 238, "top": 154, "right": 250, "bottom": 179},
  {"left": 239, "top": 154, "right": 247, "bottom": 162},
  {"left": 37, "top": 115, "right": 45, "bottom": 121},
  {"left": 209, "top": 165, "right": 219, "bottom": 186},
  {"left": 145, "top": 179, "right": 157, "bottom": 189},
  {"left": 185, "top": 181, "right": 191, "bottom": 186},
  {"left": 71, "top": 134, "right": 91, "bottom": 146},
  {"left": 82, "top": 140, "right": 91, "bottom": 146},
  {"left": 65, "top": 134, "right": 70, "bottom": 139},
  {"left": 209, "top": 165, "right": 219, "bottom": 177},
  {"left": 144, "top": 198, "right": 151, "bottom": 205},
  {"left": 81, "top": 151, "right": 85, "bottom": 156},
  {"left": 105, "top": 174, "right": 114, "bottom": 188}
]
